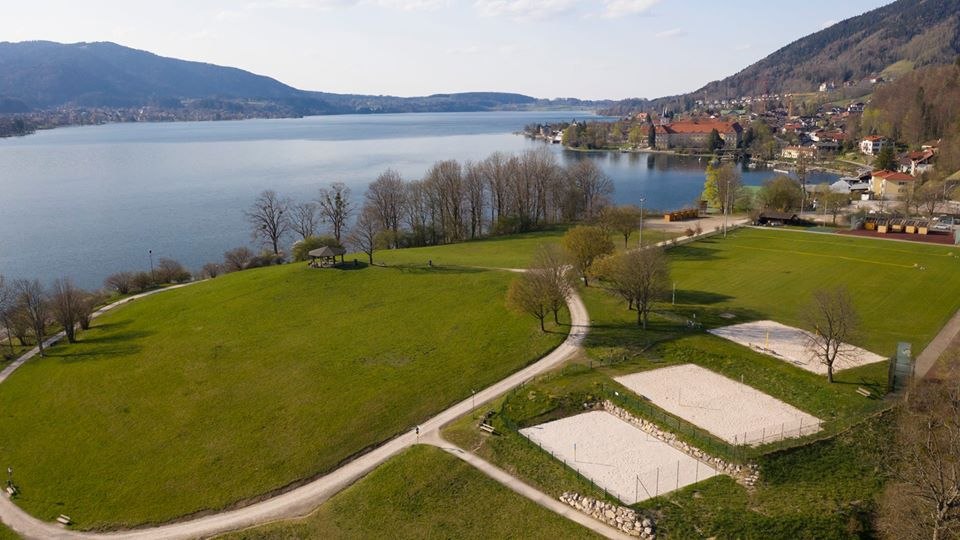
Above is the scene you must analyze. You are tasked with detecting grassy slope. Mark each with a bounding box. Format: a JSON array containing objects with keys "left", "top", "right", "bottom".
[
  {"left": 669, "top": 228, "right": 960, "bottom": 355},
  {"left": 0, "top": 523, "right": 18, "bottom": 540},
  {"left": 0, "top": 263, "right": 565, "bottom": 529},
  {"left": 221, "top": 445, "right": 600, "bottom": 540},
  {"left": 376, "top": 228, "right": 678, "bottom": 269}
]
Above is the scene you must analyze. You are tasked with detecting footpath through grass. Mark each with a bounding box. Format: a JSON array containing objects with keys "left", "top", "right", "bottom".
[
  {"left": 0, "top": 263, "right": 566, "bottom": 529},
  {"left": 221, "top": 445, "right": 600, "bottom": 540}
]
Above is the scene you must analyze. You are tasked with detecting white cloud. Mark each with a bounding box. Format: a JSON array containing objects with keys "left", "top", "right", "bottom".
[
  {"left": 654, "top": 27, "right": 684, "bottom": 38},
  {"left": 472, "top": 0, "right": 577, "bottom": 20},
  {"left": 735, "top": 43, "right": 752, "bottom": 52},
  {"left": 446, "top": 45, "right": 481, "bottom": 55},
  {"left": 601, "top": 0, "right": 659, "bottom": 18},
  {"left": 372, "top": 0, "right": 447, "bottom": 10}
]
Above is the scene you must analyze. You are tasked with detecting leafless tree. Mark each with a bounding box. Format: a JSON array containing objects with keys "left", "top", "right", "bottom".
[
  {"left": 802, "top": 286, "right": 860, "bottom": 383},
  {"left": 349, "top": 203, "right": 383, "bottom": 265},
  {"left": 0, "top": 275, "right": 16, "bottom": 356},
  {"left": 246, "top": 190, "right": 290, "bottom": 255},
  {"left": 201, "top": 262, "right": 223, "bottom": 279},
  {"left": 155, "top": 258, "right": 191, "bottom": 283},
  {"left": 77, "top": 291, "right": 103, "bottom": 331},
  {"left": 464, "top": 161, "right": 487, "bottom": 239},
  {"left": 567, "top": 159, "right": 614, "bottom": 220},
  {"left": 317, "top": 182, "right": 353, "bottom": 243},
  {"left": 594, "top": 247, "right": 670, "bottom": 328},
  {"left": 14, "top": 279, "right": 48, "bottom": 357},
  {"left": 506, "top": 271, "right": 551, "bottom": 332},
  {"left": 366, "top": 169, "right": 406, "bottom": 246},
  {"left": 50, "top": 277, "right": 84, "bottom": 343},
  {"left": 482, "top": 152, "right": 512, "bottom": 227},
  {"left": 601, "top": 205, "right": 643, "bottom": 248},
  {"left": 104, "top": 272, "right": 135, "bottom": 295},
  {"left": 531, "top": 244, "right": 575, "bottom": 325},
  {"left": 289, "top": 201, "right": 320, "bottom": 241},
  {"left": 879, "top": 376, "right": 960, "bottom": 540},
  {"left": 223, "top": 246, "right": 255, "bottom": 272}
]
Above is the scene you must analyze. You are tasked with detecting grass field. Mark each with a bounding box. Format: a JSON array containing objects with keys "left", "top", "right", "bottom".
[
  {"left": 376, "top": 227, "right": 678, "bottom": 269},
  {"left": 221, "top": 445, "right": 599, "bottom": 540},
  {"left": 0, "top": 522, "right": 17, "bottom": 540},
  {"left": 669, "top": 228, "right": 960, "bottom": 355},
  {"left": 0, "top": 263, "right": 566, "bottom": 529}
]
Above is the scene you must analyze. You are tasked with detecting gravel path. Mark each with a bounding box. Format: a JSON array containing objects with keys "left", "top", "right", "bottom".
[{"left": 0, "top": 282, "right": 590, "bottom": 540}]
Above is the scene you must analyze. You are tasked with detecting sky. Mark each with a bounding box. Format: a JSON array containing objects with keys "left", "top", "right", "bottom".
[{"left": 3, "top": 0, "right": 894, "bottom": 100}]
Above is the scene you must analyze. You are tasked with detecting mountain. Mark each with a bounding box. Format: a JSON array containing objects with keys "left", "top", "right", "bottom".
[
  {"left": 0, "top": 41, "right": 608, "bottom": 117},
  {"left": 607, "top": 0, "right": 960, "bottom": 114}
]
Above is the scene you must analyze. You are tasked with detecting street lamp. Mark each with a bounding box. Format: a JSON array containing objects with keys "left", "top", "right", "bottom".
[
  {"left": 148, "top": 249, "right": 155, "bottom": 280},
  {"left": 638, "top": 197, "right": 645, "bottom": 248}
]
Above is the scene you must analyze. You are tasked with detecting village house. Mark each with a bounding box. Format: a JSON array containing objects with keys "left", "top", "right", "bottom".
[
  {"left": 860, "top": 136, "right": 889, "bottom": 155},
  {"left": 871, "top": 170, "right": 916, "bottom": 200},
  {"left": 781, "top": 146, "right": 818, "bottom": 160},
  {"left": 898, "top": 149, "right": 936, "bottom": 176},
  {"left": 654, "top": 119, "right": 742, "bottom": 150}
]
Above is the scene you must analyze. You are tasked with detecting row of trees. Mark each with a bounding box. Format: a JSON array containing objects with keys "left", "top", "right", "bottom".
[
  {"left": 0, "top": 275, "right": 102, "bottom": 358},
  {"left": 245, "top": 149, "right": 617, "bottom": 262}
]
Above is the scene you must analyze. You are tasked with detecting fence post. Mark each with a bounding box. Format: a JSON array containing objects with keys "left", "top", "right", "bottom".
[
  {"left": 655, "top": 467, "right": 660, "bottom": 497},
  {"left": 676, "top": 460, "right": 680, "bottom": 491}
]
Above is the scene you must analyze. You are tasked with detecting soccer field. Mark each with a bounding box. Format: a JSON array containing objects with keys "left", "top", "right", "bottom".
[{"left": 669, "top": 228, "right": 960, "bottom": 355}]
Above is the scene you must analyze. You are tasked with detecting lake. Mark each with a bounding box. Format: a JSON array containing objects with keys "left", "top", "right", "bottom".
[{"left": 0, "top": 111, "right": 836, "bottom": 288}]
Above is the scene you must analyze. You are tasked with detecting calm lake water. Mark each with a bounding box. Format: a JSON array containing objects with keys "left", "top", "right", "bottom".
[{"left": 0, "top": 111, "right": 836, "bottom": 288}]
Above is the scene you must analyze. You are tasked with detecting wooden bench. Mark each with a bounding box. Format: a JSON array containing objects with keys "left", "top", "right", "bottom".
[
  {"left": 479, "top": 423, "right": 496, "bottom": 434},
  {"left": 56, "top": 515, "right": 72, "bottom": 526},
  {"left": 856, "top": 387, "right": 872, "bottom": 398}
]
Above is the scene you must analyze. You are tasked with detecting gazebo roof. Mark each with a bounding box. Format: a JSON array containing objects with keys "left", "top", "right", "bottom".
[{"left": 308, "top": 246, "right": 346, "bottom": 258}]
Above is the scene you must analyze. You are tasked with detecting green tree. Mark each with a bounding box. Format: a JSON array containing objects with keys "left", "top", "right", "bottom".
[
  {"left": 506, "top": 272, "right": 550, "bottom": 332},
  {"left": 601, "top": 205, "right": 643, "bottom": 248},
  {"left": 593, "top": 247, "right": 670, "bottom": 329},
  {"left": 707, "top": 128, "right": 723, "bottom": 150},
  {"left": 874, "top": 145, "right": 896, "bottom": 171},
  {"left": 757, "top": 175, "right": 803, "bottom": 212},
  {"left": 561, "top": 225, "right": 614, "bottom": 288},
  {"left": 703, "top": 162, "right": 742, "bottom": 212}
]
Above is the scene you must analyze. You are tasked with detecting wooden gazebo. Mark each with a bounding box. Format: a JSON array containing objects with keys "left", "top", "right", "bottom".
[{"left": 308, "top": 246, "right": 346, "bottom": 267}]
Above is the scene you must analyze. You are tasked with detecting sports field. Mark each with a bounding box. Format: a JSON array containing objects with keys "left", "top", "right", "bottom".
[
  {"left": 670, "top": 228, "right": 960, "bottom": 355},
  {"left": 0, "top": 263, "right": 565, "bottom": 529}
]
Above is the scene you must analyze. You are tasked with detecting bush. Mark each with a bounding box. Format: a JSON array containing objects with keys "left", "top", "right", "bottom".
[
  {"left": 291, "top": 236, "right": 342, "bottom": 262},
  {"left": 132, "top": 272, "right": 156, "bottom": 293},
  {"left": 200, "top": 262, "right": 222, "bottom": 279},
  {"left": 104, "top": 272, "right": 135, "bottom": 295},
  {"left": 247, "top": 251, "right": 286, "bottom": 269},
  {"left": 223, "top": 247, "right": 255, "bottom": 272},
  {"left": 155, "top": 258, "right": 191, "bottom": 284}
]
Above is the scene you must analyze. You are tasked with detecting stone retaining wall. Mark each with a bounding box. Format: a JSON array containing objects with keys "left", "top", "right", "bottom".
[{"left": 559, "top": 492, "right": 655, "bottom": 538}]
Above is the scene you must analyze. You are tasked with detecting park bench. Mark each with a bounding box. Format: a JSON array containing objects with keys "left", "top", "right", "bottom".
[
  {"left": 56, "top": 515, "right": 72, "bottom": 526},
  {"left": 479, "top": 423, "right": 497, "bottom": 434},
  {"left": 855, "top": 387, "right": 872, "bottom": 398}
]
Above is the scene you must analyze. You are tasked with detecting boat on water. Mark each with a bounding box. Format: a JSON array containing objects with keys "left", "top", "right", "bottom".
[{"left": 773, "top": 168, "right": 790, "bottom": 174}]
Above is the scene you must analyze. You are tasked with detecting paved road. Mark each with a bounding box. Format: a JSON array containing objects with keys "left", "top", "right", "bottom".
[
  {"left": 916, "top": 308, "right": 960, "bottom": 379},
  {"left": 0, "top": 287, "right": 590, "bottom": 539}
]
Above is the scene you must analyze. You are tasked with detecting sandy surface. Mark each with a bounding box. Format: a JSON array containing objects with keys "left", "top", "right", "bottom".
[
  {"left": 615, "top": 364, "right": 822, "bottom": 445},
  {"left": 709, "top": 320, "right": 887, "bottom": 375},
  {"left": 520, "top": 411, "right": 716, "bottom": 504}
]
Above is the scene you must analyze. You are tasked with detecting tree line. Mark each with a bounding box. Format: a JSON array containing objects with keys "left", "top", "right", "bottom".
[{"left": 239, "top": 148, "right": 616, "bottom": 265}]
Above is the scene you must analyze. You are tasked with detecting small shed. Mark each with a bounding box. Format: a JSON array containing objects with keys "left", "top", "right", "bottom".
[{"left": 308, "top": 246, "right": 346, "bottom": 267}]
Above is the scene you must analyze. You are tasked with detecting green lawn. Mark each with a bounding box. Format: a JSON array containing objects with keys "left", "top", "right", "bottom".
[
  {"left": 221, "top": 445, "right": 600, "bottom": 540},
  {"left": 0, "top": 263, "right": 566, "bottom": 529},
  {"left": 376, "top": 227, "right": 679, "bottom": 269},
  {"left": 0, "top": 522, "right": 18, "bottom": 540},
  {"left": 669, "top": 228, "right": 960, "bottom": 355}
]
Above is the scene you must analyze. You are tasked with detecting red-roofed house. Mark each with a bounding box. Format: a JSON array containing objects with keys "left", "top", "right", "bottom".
[
  {"left": 871, "top": 170, "right": 917, "bottom": 200},
  {"left": 654, "top": 120, "right": 742, "bottom": 150},
  {"left": 898, "top": 149, "right": 936, "bottom": 176}
]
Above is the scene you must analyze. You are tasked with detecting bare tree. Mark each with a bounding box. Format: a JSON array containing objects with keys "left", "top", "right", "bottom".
[
  {"left": 464, "top": 161, "right": 487, "bottom": 239},
  {"left": 246, "top": 190, "right": 290, "bottom": 255},
  {"left": 223, "top": 246, "right": 255, "bottom": 272},
  {"left": 366, "top": 169, "right": 406, "bottom": 246},
  {"left": 349, "top": 203, "right": 383, "bottom": 265},
  {"left": 317, "top": 182, "right": 353, "bottom": 244},
  {"left": 506, "top": 271, "right": 550, "bottom": 332},
  {"left": 531, "top": 244, "right": 575, "bottom": 325},
  {"left": 50, "top": 277, "right": 84, "bottom": 343},
  {"left": 155, "top": 258, "right": 191, "bottom": 283},
  {"left": 802, "top": 286, "right": 860, "bottom": 383},
  {"left": 561, "top": 225, "right": 615, "bottom": 287},
  {"left": 601, "top": 205, "right": 643, "bottom": 248},
  {"left": 289, "top": 201, "right": 320, "bottom": 241},
  {"left": 77, "top": 291, "right": 103, "bottom": 331},
  {"left": 879, "top": 377, "right": 960, "bottom": 540},
  {"left": 14, "top": 279, "right": 48, "bottom": 357},
  {"left": 594, "top": 247, "right": 670, "bottom": 328},
  {"left": 104, "top": 272, "right": 135, "bottom": 295},
  {"left": 201, "top": 262, "right": 223, "bottom": 279},
  {"left": 567, "top": 159, "right": 614, "bottom": 220},
  {"left": 0, "top": 275, "right": 16, "bottom": 356}
]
